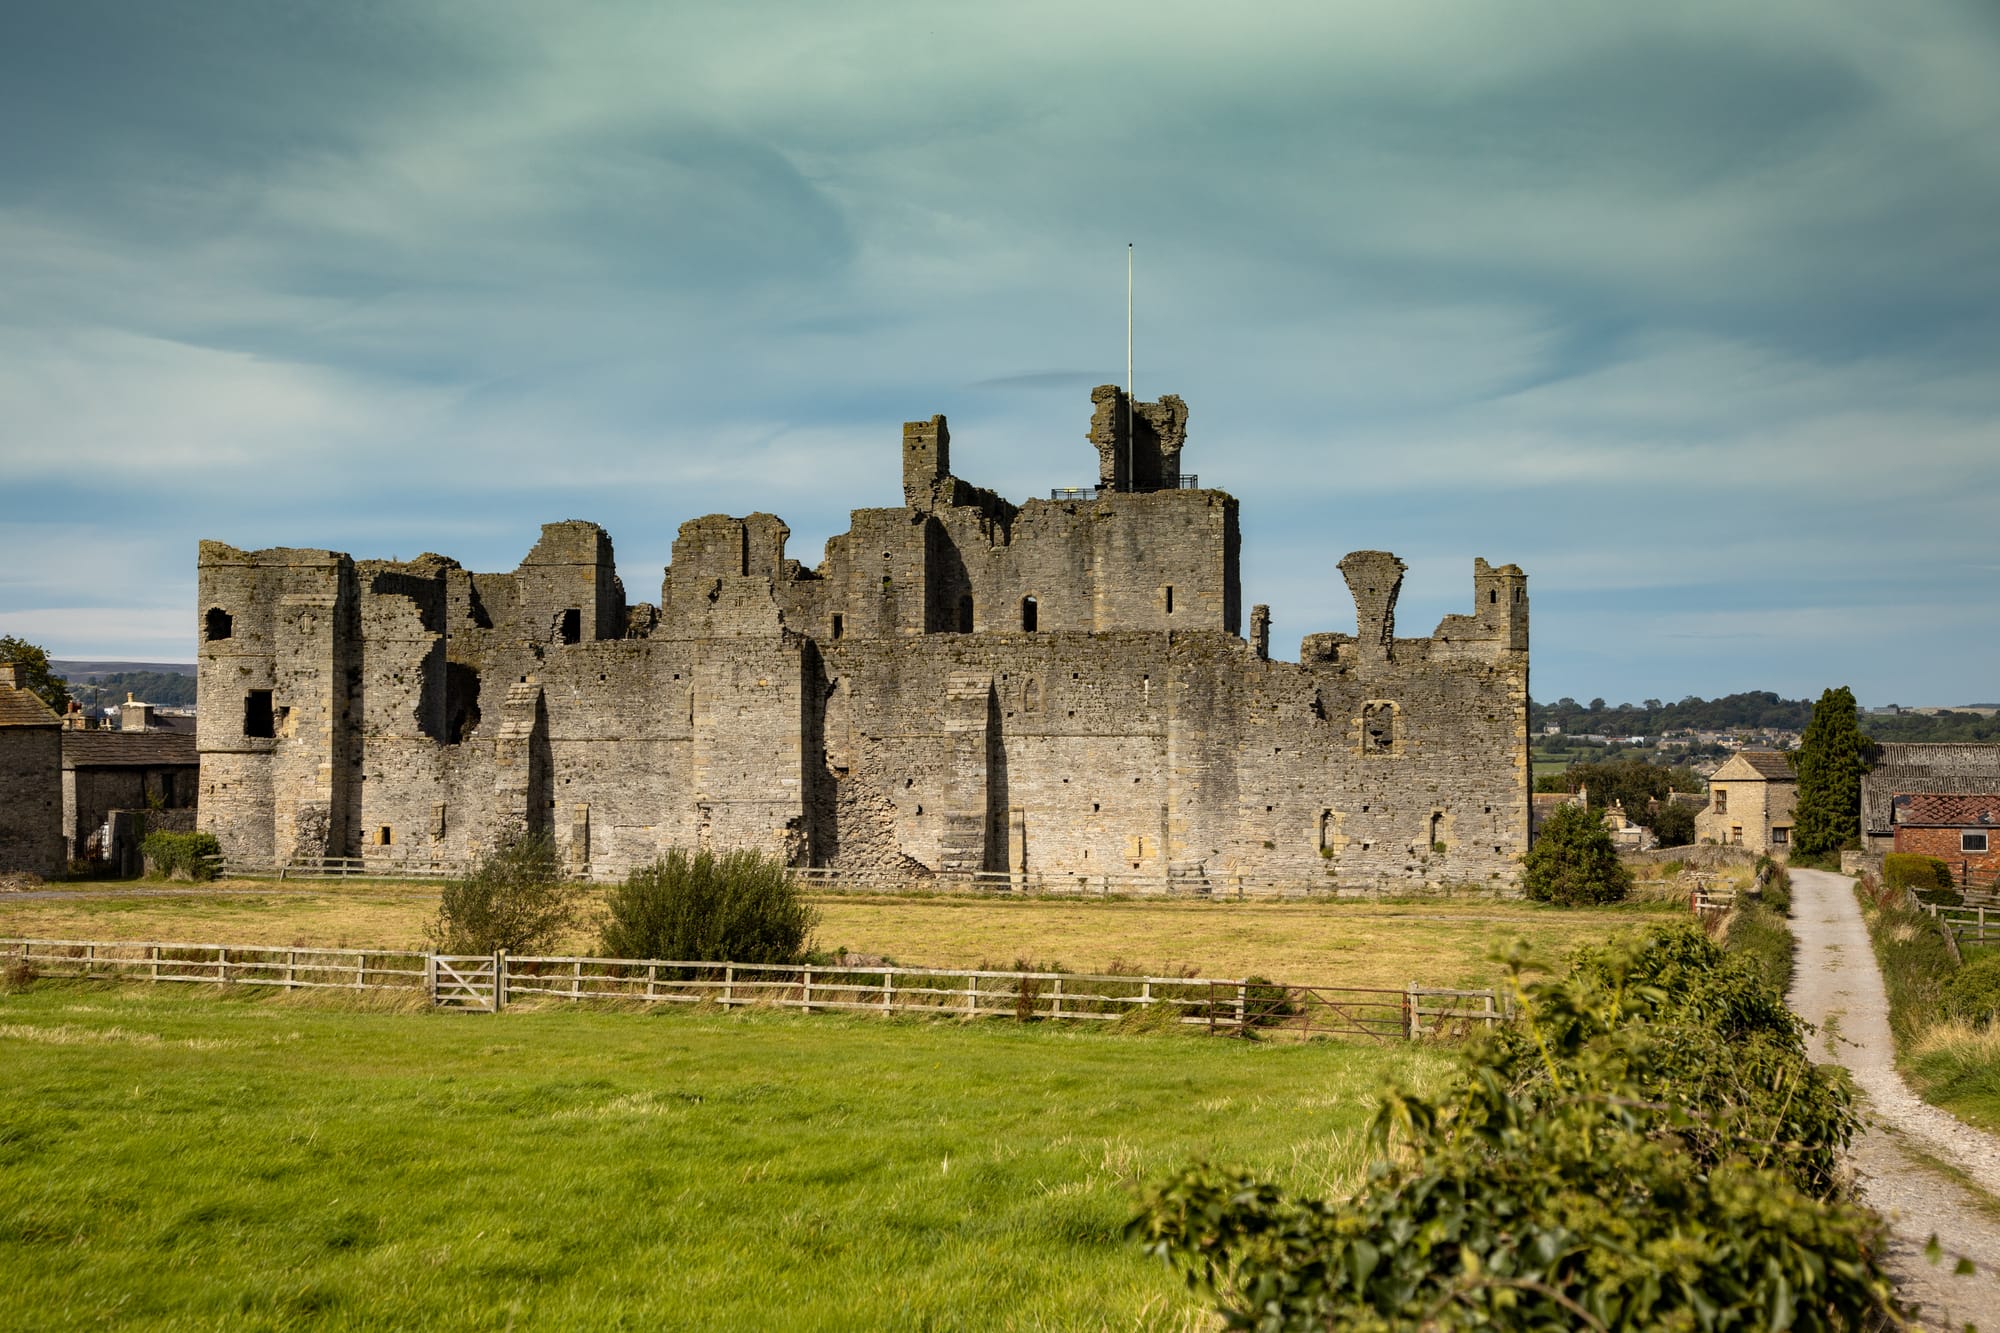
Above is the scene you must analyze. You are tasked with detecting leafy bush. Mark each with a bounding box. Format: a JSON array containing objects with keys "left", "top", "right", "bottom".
[
  {"left": 1944, "top": 955, "right": 2000, "bottom": 1028},
  {"left": 1133, "top": 925, "right": 1900, "bottom": 1330},
  {"left": 1915, "top": 886, "right": 1966, "bottom": 907},
  {"left": 598, "top": 847, "right": 816, "bottom": 965},
  {"left": 1884, "top": 853, "right": 1953, "bottom": 894},
  {"left": 141, "top": 830, "right": 221, "bottom": 880},
  {"left": 428, "top": 827, "right": 583, "bottom": 955},
  {"left": 1521, "top": 802, "right": 1632, "bottom": 905},
  {"left": 1649, "top": 798, "right": 1695, "bottom": 847}
]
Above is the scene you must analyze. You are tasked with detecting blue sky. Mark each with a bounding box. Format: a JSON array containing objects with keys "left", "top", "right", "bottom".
[{"left": 2, "top": 1, "right": 1996, "bottom": 706}]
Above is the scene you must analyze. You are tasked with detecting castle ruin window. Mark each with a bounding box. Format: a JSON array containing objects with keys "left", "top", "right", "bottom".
[
  {"left": 204, "top": 607, "right": 233, "bottom": 641},
  {"left": 379, "top": 825, "right": 394, "bottom": 847},
  {"left": 1361, "top": 701, "right": 1397, "bottom": 755},
  {"left": 1021, "top": 595, "right": 1038, "bottom": 632},
  {"left": 831, "top": 613, "right": 844, "bottom": 640},
  {"left": 1489, "top": 589, "right": 1497, "bottom": 604},
  {"left": 558, "top": 608, "right": 582, "bottom": 645},
  {"left": 958, "top": 595, "right": 973, "bottom": 633},
  {"left": 243, "top": 689, "right": 275, "bottom": 739},
  {"left": 1164, "top": 585, "right": 1174, "bottom": 615}
]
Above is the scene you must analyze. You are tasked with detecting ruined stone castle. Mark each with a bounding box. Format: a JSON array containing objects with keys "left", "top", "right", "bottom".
[{"left": 198, "top": 387, "right": 1530, "bottom": 889}]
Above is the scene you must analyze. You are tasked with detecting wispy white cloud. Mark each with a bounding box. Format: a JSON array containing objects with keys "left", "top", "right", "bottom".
[{"left": 0, "top": 0, "right": 1995, "bottom": 705}]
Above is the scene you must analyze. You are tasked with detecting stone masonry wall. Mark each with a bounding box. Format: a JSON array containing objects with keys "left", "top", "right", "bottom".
[{"left": 199, "top": 387, "right": 1529, "bottom": 888}]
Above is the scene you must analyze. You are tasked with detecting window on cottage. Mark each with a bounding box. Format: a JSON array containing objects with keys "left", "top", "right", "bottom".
[
  {"left": 204, "top": 608, "right": 233, "bottom": 641},
  {"left": 243, "top": 689, "right": 275, "bottom": 739},
  {"left": 1731, "top": 826, "right": 1743, "bottom": 846},
  {"left": 958, "top": 595, "right": 973, "bottom": 633},
  {"left": 1772, "top": 827, "right": 1790, "bottom": 846},
  {"left": 1021, "top": 596, "right": 1038, "bottom": 632},
  {"left": 1714, "top": 787, "right": 1728, "bottom": 815},
  {"left": 559, "top": 608, "right": 582, "bottom": 645},
  {"left": 1965, "top": 831, "right": 1990, "bottom": 854}
]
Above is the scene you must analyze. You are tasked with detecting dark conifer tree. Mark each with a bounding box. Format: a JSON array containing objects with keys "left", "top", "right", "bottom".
[{"left": 1790, "top": 685, "right": 1869, "bottom": 857}]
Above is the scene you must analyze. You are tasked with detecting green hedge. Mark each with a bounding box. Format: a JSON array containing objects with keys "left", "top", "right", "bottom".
[
  {"left": 141, "top": 831, "right": 221, "bottom": 881},
  {"left": 1884, "top": 852, "right": 1954, "bottom": 894}
]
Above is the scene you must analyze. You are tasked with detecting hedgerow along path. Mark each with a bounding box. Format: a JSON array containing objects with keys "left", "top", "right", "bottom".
[{"left": 0, "top": 983, "right": 1448, "bottom": 1330}]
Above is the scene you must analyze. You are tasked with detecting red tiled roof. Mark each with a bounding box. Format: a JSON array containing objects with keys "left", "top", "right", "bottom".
[{"left": 1898, "top": 792, "right": 2000, "bottom": 827}]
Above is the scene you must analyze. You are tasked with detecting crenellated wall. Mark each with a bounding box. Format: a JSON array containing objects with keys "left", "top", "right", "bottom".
[{"left": 198, "top": 387, "right": 1529, "bottom": 888}]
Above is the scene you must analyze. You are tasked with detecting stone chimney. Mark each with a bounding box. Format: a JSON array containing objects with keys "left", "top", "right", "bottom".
[
  {"left": 120, "top": 694, "right": 155, "bottom": 732},
  {"left": 0, "top": 661, "right": 19, "bottom": 689}
]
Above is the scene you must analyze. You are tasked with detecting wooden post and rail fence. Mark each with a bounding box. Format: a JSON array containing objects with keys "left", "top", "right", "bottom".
[{"left": 1, "top": 937, "right": 1507, "bottom": 1042}]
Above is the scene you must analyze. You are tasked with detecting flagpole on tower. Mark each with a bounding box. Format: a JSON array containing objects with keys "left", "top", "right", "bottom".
[{"left": 1125, "top": 242, "right": 1133, "bottom": 493}]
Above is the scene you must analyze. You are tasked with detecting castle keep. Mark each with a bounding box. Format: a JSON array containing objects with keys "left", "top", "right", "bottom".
[{"left": 198, "top": 388, "right": 1530, "bottom": 889}]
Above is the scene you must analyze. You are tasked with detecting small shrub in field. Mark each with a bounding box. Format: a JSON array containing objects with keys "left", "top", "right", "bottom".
[
  {"left": 1944, "top": 955, "right": 2000, "bottom": 1027},
  {"left": 141, "top": 830, "right": 221, "bottom": 880},
  {"left": 1884, "top": 853, "right": 1954, "bottom": 894},
  {"left": 428, "top": 827, "right": 582, "bottom": 955},
  {"left": 1521, "top": 802, "right": 1632, "bottom": 905},
  {"left": 599, "top": 848, "right": 815, "bottom": 964}
]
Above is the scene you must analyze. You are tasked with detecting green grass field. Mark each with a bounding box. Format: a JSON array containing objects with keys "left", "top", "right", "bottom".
[{"left": 0, "top": 981, "right": 1448, "bottom": 1330}]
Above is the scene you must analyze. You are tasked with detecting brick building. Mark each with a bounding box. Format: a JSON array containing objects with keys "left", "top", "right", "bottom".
[
  {"left": 1694, "top": 749, "right": 1796, "bottom": 853},
  {"left": 1889, "top": 792, "right": 2000, "bottom": 887},
  {"left": 0, "top": 660, "right": 64, "bottom": 877}
]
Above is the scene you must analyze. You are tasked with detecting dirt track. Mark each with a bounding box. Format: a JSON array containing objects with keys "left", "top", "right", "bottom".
[{"left": 1787, "top": 867, "right": 2000, "bottom": 1328}]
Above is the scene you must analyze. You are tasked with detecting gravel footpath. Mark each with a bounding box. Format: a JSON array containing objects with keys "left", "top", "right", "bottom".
[{"left": 1787, "top": 866, "right": 2000, "bottom": 1328}]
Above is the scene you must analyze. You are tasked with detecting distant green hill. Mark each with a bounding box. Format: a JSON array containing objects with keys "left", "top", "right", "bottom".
[
  {"left": 1531, "top": 692, "right": 2000, "bottom": 744},
  {"left": 52, "top": 664, "right": 197, "bottom": 708}
]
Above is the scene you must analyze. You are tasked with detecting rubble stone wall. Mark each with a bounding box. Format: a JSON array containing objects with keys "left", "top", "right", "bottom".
[{"left": 198, "top": 388, "right": 1529, "bottom": 888}]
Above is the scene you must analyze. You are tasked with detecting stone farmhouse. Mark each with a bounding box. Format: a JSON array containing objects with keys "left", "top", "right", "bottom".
[
  {"left": 197, "top": 388, "right": 1532, "bottom": 890},
  {"left": 1695, "top": 749, "right": 1796, "bottom": 853},
  {"left": 0, "top": 661, "right": 64, "bottom": 877}
]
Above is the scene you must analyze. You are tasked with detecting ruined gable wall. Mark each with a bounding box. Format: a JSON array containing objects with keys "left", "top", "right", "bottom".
[{"left": 0, "top": 725, "right": 62, "bottom": 876}]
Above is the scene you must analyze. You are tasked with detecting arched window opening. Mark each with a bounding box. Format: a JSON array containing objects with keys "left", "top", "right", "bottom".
[
  {"left": 1488, "top": 589, "right": 1497, "bottom": 604},
  {"left": 204, "top": 608, "right": 233, "bottom": 641},
  {"left": 1021, "top": 596, "right": 1039, "bottom": 632},
  {"left": 558, "top": 608, "right": 582, "bottom": 645}
]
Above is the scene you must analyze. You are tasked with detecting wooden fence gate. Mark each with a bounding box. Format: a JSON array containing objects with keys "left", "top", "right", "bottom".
[{"left": 428, "top": 954, "right": 502, "bottom": 1011}]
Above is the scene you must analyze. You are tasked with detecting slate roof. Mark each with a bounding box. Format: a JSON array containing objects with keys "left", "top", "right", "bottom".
[
  {"left": 1734, "top": 749, "right": 1795, "bottom": 780},
  {"left": 61, "top": 730, "right": 199, "bottom": 769},
  {"left": 0, "top": 685, "right": 61, "bottom": 728},
  {"left": 1864, "top": 770, "right": 2000, "bottom": 831},
  {"left": 1897, "top": 793, "right": 2000, "bottom": 827}
]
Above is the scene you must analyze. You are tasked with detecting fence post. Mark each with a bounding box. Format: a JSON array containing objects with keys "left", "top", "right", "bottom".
[
  {"left": 150, "top": 943, "right": 159, "bottom": 984},
  {"left": 724, "top": 964, "right": 734, "bottom": 1008},
  {"left": 1235, "top": 982, "right": 1246, "bottom": 1031},
  {"left": 424, "top": 953, "right": 437, "bottom": 1004},
  {"left": 572, "top": 958, "right": 583, "bottom": 1000},
  {"left": 966, "top": 971, "right": 977, "bottom": 1016},
  {"left": 1404, "top": 983, "right": 1418, "bottom": 1040},
  {"left": 646, "top": 962, "right": 658, "bottom": 1003},
  {"left": 803, "top": 966, "right": 814, "bottom": 1013},
  {"left": 883, "top": 969, "right": 893, "bottom": 1014},
  {"left": 286, "top": 949, "right": 297, "bottom": 990},
  {"left": 495, "top": 950, "right": 508, "bottom": 1010},
  {"left": 1052, "top": 975, "right": 1064, "bottom": 1021}
]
